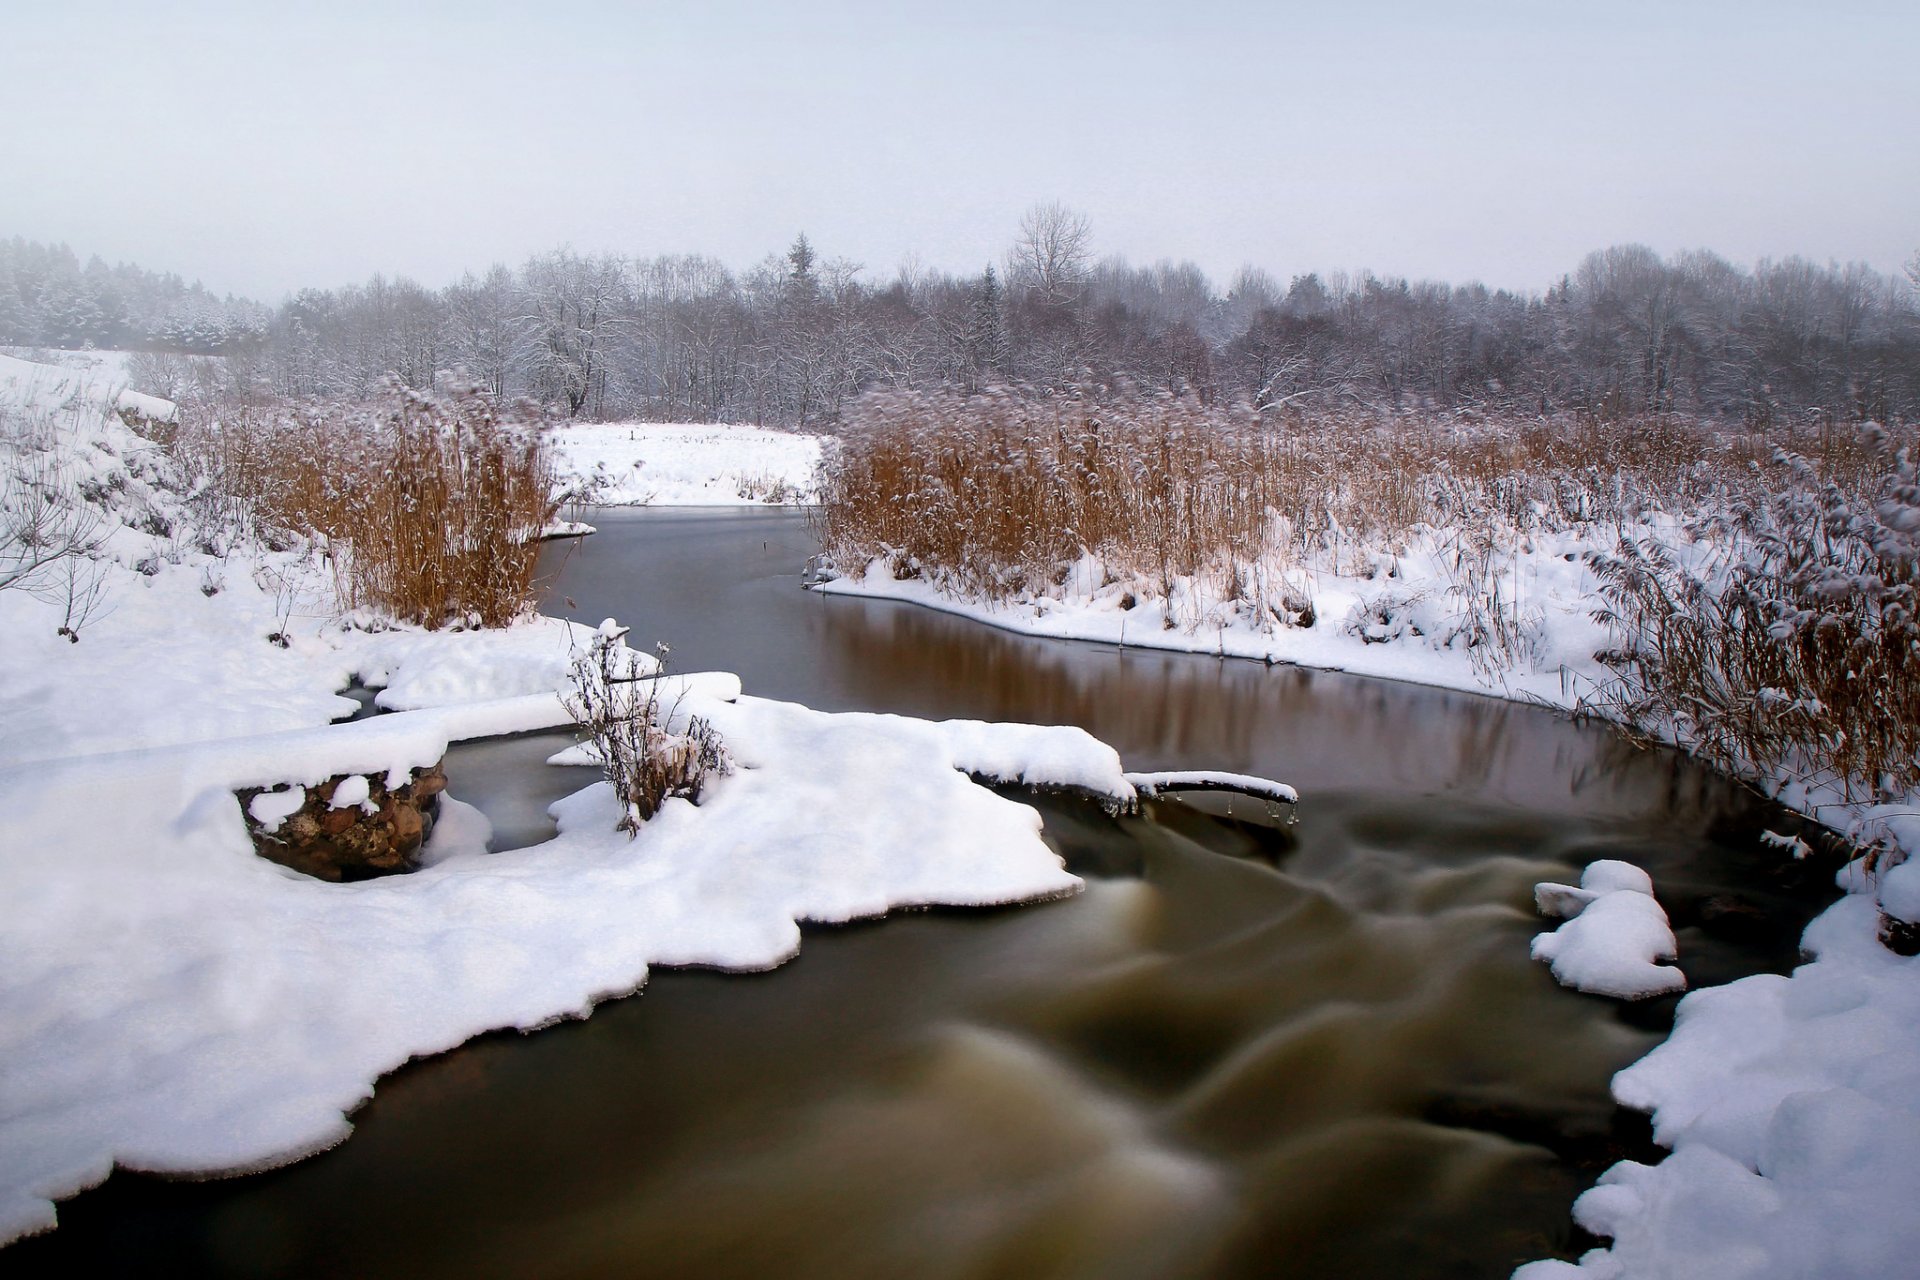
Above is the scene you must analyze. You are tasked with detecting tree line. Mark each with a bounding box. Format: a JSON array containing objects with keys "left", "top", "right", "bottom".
[{"left": 7, "top": 207, "right": 1918, "bottom": 426}]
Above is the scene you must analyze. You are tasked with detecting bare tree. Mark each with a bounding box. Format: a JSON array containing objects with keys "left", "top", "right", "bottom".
[
  {"left": 1010, "top": 201, "right": 1093, "bottom": 308},
  {"left": 520, "top": 250, "right": 628, "bottom": 418}
]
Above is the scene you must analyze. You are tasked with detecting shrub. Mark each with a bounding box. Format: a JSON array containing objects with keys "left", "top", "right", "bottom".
[
  {"left": 564, "top": 630, "right": 728, "bottom": 835},
  {"left": 815, "top": 387, "right": 1757, "bottom": 643},
  {"left": 175, "top": 377, "right": 556, "bottom": 628},
  {"left": 1591, "top": 423, "right": 1920, "bottom": 799}
]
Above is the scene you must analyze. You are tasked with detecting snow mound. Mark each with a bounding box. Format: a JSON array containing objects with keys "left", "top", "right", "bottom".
[
  {"left": 0, "top": 678, "right": 1116, "bottom": 1245},
  {"left": 1518, "top": 893, "right": 1920, "bottom": 1280},
  {"left": 1878, "top": 859, "right": 1920, "bottom": 924},
  {"left": 1531, "top": 859, "right": 1685, "bottom": 1000},
  {"left": 0, "top": 351, "right": 176, "bottom": 424}
]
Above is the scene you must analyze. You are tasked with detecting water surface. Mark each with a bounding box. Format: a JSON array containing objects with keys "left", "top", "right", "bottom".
[{"left": 11, "top": 508, "right": 1836, "bottom": 1278}]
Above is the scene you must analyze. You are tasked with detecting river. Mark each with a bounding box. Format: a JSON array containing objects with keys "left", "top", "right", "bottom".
[{"left": 9, "top": 508, "right": 1837, "bottom": 1279}]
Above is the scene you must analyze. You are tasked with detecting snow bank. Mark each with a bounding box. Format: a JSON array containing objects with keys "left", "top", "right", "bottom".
[
  {"left": 1516, "top": 886, "right": 1920, "bottom": 1280},
  {"left": 548, "top": 421, "right": 828, "bottom": 507},
  {"left": 0, "top": 350, "right": 176, "bottom": 424},
  {"left": 1530, "top": 860, "right": 1685, "bottom": 1000},
  {"left": 0, "top": 680, "right": 1121, "bottom": 1244},
  {"left": 815, "top": 525, "right": 1625, "bottom": 707}
]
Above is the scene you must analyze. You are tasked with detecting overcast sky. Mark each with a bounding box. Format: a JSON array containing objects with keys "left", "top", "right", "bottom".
[{"left": 2, "top": 0, "right": 1914, "bottom": 301}]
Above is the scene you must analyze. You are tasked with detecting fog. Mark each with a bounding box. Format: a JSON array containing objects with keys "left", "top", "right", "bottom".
[{"left": 2, "top": 0, "right": 1915, "bottom": 299}]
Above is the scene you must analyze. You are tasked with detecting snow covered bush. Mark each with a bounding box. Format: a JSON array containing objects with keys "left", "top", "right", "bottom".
[
  {"left": 1592, "top": 423, "right": 1920, "bottom": 799},
  {"left": 0, "top": 406, "right": 106, "bottom": 598},
  {"left": 817, "top": 387, "right": 1750, "bottom": 644},
  {"left": 564, "top": 628, "right": 729, "bottom": 835},
  {"left": 174, "top": 377, "right": 557, "bottom": 628}
]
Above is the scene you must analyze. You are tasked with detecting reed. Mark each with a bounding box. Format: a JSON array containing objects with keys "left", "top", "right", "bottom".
[
  {"left": 817, "top": 387, "right": 1756, "bottom": 609},
  {"left": 565, "top": 632, "right": 729, "bottom": 834},
  {"left": 175, "top": 378, "right": 556, "bottom": 628},
  {"left": 820, "top": 388, "right": 1917, "bottom": 800},
  {"left": 1591, "top": 424, "right": 1920, "bottom": 800}
]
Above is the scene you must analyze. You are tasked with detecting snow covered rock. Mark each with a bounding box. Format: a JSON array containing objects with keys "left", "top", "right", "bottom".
[
  {"left": 1876, "top": 859, "right": 1920, "bottom": 956},
  {"left": 237, "top": 762, "right": 448, "bottom": 881},
  {"left": 1531, "top": 859, "right": 1685, "bottom": 1000}
]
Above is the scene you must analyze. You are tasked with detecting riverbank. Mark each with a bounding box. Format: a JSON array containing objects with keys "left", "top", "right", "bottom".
[
  {"left": 546, "top": 420, "right": 828, "bottom": 507},
  {"left": 0, "top": 359, "right": 1124, "bottom": 1245},
  {"left": 818, "top": 551, "right": 1920, "bottom": 1280}
]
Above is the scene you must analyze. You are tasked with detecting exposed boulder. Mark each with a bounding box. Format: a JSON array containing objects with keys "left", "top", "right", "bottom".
[{"left": 238, "top": 762, "right": 447, "bottom": 881}]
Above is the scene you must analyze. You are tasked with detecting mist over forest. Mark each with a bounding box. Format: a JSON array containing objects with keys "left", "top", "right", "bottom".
[{"left": 6, "top": 209, "right": 1917, "bottom": 427}]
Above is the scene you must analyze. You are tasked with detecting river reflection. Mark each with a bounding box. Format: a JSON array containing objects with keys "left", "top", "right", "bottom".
[{"left": 9, "top": 507, "right": 1837, "bottom": 1280}]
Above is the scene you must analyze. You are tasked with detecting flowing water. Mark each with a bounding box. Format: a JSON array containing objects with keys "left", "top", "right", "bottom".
[{"left": 11, "top": 508, "right": 1839, "bottom": 1279}]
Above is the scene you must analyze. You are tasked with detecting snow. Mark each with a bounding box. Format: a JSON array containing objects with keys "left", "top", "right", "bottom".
[
  {"left": 814, "top": 527, "right": 1625, "bottom": 708},
  {"left": 1877, "top": 860, "right": 1920, "bottom": 924},
  {"left": 0, "top": 350, "right": 175, "bottom": 424},
  {"left": 246, "top": 785, "right": 306, "bottom": 831},
  {"left": 1530, "top": 860, "right": 1686, "bottom": 1000},
  {"left": 546, "top": 421, "right": 828, "bottom": 507},
  {"left": 1533, "top": 897, "right": 1686, "bottom": 1002},
  {"left": 1517, "top": 892, "right": 1920, "bottom": 1280},
  {"left": 0, "top": 355, "right": 1149, "bottom": 1246},
  {"left": 0, "top": 683, "right": 1111, "bottom": 1244},
  {"left": 1124, "top": 770, "right": 1299, "bottom": 806}
]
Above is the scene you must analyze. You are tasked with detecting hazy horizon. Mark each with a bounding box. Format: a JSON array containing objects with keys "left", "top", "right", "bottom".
[{"left": 3, "top": 0, "right": 1915, "bottom": 302}]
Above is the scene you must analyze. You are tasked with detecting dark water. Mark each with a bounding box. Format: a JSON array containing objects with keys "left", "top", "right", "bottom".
[{"left": 11, "top": 509, "right": 1839, "bottom": 1279}]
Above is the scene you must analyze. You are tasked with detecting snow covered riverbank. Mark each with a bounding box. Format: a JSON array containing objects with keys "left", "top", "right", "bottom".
[
  {"left": 0, "top": 358, "right": 1135, "bottom": 1245},
  {"left": 547, "top": 420, "right": 828, "bottom": 507},
  {"left": 819, "top": 549, "right": 1920, "bottom": 1280}
]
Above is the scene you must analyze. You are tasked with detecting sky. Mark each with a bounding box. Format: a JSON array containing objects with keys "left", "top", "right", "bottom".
[{"left": 1, "top": 0, "right": 1915, "bottom": 302}]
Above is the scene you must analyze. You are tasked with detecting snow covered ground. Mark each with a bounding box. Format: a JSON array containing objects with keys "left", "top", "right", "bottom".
[
  {"left": 819, "top": 543, "right": 1920, "bottom": 1278},
  {"left": 9, "top": 348, "right": 1920, "bottom": 1277},
  {"left": 816, "top": 533, "right": 1630, "bottom": 706},
  {"left": 547, "top": 421, "right": 828, "bottom": 507},
  {"left": 0, "top": 358, "right": 1131, "bottom": 1244}
]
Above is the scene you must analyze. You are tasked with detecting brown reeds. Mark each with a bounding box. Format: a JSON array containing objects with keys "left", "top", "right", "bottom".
[
  {"left": 1591, "top": 424, "right": 1920, "bottom": 799},
  {"left": 565, "top": 632, "right": 729, "bottom": 834},
  {"left": 817, "top": 387, "right": 1757, "bottom": 608},
  {"left": 175, "top": 378, "right": 556, "bottom": 628},
  {"left": 821, "top": 388, "right": 1918, "bottom": 799}
]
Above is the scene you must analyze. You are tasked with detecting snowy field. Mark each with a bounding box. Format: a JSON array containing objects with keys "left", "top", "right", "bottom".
[
  {"left": 547, "top": 421, "right": 828, "bottom": 507},
  {"left": 0, "top": 357, "right": 1128, "bottom": 1243},
  {"left": 820, "top": 545, "right": 1920, "bottom": 1279},
  {"left": 0, "top": 345, "right": 144, "bottom": 392}
]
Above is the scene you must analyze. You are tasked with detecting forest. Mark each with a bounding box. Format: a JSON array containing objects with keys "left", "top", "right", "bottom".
[{"left": 5, "top": 206, "right": 1917, "bottom": 428}]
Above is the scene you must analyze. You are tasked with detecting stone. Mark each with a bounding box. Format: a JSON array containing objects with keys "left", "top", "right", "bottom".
[
  {"left": 237, "top": 761, "right": 446, "bottom": 882},
  {"left": 1879, "top": 911, "right": 1920, "bottom": 958}
]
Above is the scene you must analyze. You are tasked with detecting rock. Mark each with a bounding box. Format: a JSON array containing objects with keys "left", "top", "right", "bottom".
[
  {"left": 237, "top": 762, "right": 446, "bottom": 882},
  {"left": 1879, "top": 912, "right": 1920, "bottom": 957}
]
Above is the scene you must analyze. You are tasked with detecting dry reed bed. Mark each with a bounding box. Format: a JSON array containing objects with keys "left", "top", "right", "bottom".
[
  {"left": 173, "top": 379, "right": 556, "bottom": 628},
  {"left": 818, "top": 390, "right": 1762, "bottom": 600},
  {"left": 819, "top": 388, "right": 1918, "bottom": 803}
]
